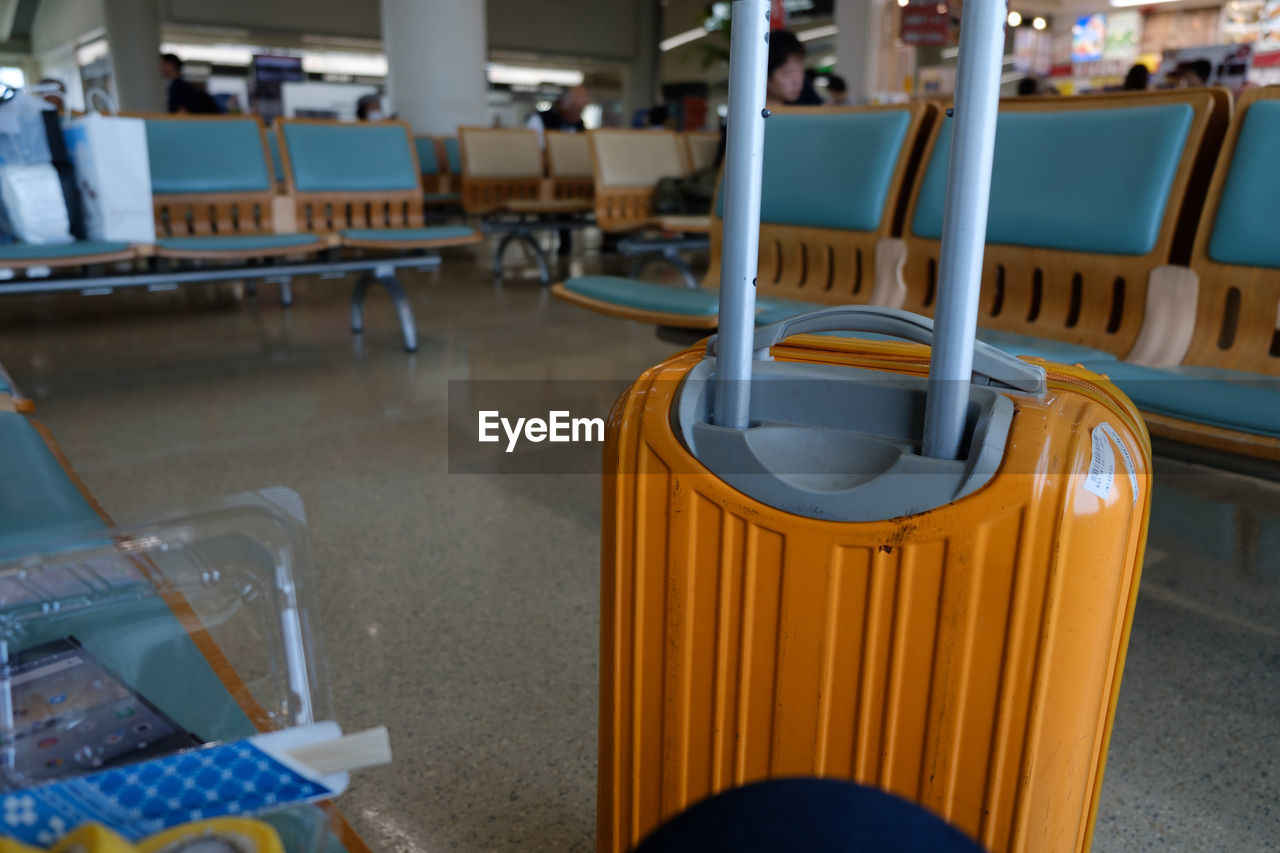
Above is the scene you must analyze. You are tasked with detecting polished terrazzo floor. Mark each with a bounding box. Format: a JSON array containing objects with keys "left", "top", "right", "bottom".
[{"left": 1, "top": 241, "right": 1275, "bottom": 851}]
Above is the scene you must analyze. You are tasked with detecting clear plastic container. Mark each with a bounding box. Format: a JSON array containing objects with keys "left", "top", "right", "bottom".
[{"left": 0, "top": 487, "right": 339, "bottom": 850}]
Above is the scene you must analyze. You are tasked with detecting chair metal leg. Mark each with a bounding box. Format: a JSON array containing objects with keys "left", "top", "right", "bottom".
[
  {"left": 494, "top": 230, "right": 551, "bottom": 285},
  {"left": 350, "top": 266, "right": 418, "bottom": 352}
]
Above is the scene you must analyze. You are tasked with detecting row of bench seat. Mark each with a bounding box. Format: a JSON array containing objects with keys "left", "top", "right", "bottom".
[
  {"left": 0, "top": 116, "right": 483, "bottom": 350},
  {"left": 552, "top": 87, "right": 1280, "bottom": 464}
]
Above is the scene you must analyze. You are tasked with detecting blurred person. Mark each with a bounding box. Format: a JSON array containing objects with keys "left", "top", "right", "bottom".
[
  {"left": 356, "top": 94, "right": 385, "bottom": 121},
  {"left": 1123, "top": 64, "right": 1150, "bottom": 91},
  {"left": 766, "top": 29, "right": 806, "bottom": 107},
  {"left": 527, "top": 85, "right": 589, "bottom": 148},
  {"left": 826, "top": 74, "right": 850, "bottom": 106},
  {"left": 37, "top": 78, "right": 65, "bottom": 111},
  {"left": 160, "top": 53, "right": 220, "bottom": 114}
]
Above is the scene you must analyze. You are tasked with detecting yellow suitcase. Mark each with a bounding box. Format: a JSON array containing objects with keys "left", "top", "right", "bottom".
[
  {"left": 598, "top": 320, "right": 1151, "bottom": 853},
  {"left": 601, "top": 4, "right": 1149, "bottom": 850}
]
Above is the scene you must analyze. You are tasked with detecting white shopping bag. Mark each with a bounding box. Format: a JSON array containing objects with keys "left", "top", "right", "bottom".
[
  {"left": 0, "top": 163, "right": 72, "bottom": 244},
  {"left": 63, "top": 90, "right": 154, "bottom": 244}
]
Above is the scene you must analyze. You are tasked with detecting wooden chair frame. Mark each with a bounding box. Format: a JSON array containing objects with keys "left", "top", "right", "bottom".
[
  {"left": 1185, "top": 86, "right": 1280, "bottom": 378},
  {"left": 457, "top": 127, "right": 545, "bottom": 215},
  {"left": 279, "top": 118, "right": 431, "bottom": 243},
  {"left": 703, "top": 103, "right": 937, "bottom": 309},
  {"left": 415, "top": 134, "right": 448, "bottom": 195},
  {"left": 138, "top": 114, "right": 308, "bottom": 259},
  {"left": 589, "top": 128, "right": 693, "bottom": 233},
  {"left": 898, "top": 88, "right": 1230, "bottom": 359},
  {"left": 545, "top": 131, "right": 594, "bottom": 202}
]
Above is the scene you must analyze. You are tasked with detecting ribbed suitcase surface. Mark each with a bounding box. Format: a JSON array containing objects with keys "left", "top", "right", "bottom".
[{"left": 600, "top": 337, "right": 1151, "bottom": 853}]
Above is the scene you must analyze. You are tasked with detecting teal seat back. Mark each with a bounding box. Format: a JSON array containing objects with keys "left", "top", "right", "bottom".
[
  {"left": 1208, "top": 99, "right": 1280, "bottom": 269},
  {"left": 444, "top": 137, "right": 462, "bottom": 175},
  {"left": 911, "top": 104, "right": 1193, "bottom": 256},
  {"left": 415, "top": 137, "right": 441, "bottom": 175},
  {"left": 281, "top": 122, "right": 419, "bottom": 193},
  {"left": 716, "top": 109, "right": 912, "bottom": 233},
  {"left": 266, "top": 127, "right": 285, "bottom": 184},
  {"left": 144, "top": 118, "right": 273, "bottom": 195}
]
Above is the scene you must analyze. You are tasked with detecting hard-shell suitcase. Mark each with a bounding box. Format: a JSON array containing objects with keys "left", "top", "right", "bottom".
[
  {"left": 599, "top": 320, "right": 1151, "bottom": 852},
  {"left": 598, "top": 1, "right": 1151, "bottom": 851}
]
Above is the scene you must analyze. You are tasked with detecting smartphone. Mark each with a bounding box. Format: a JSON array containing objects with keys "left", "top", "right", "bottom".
[{"left": 0, "top": 637, "right": 203, "bottom": 788}]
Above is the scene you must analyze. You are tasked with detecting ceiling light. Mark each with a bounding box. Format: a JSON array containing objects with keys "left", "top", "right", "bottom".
[
  {"left": 898, "top": 0, "right": 909, "bottom": 6},
  {"left": 486, "top": 64, "right": 584, "bottom": 87},
  {"left": 1007, "top": 10, "right": 1022, "bottom": 26},
  {"left": 1032, "top": 16, "right": 1047, "bottom": 29},
  {"left": 798, "top": 24, "right": 839, "bottom": 41},
  {"left": 660, "top": 27, "right": 710, "bottom": 52}
]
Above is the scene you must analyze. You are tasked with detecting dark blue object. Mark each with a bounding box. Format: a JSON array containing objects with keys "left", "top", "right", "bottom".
[{"left": 633, "top": 778, "right": 986, "bottom": 853}]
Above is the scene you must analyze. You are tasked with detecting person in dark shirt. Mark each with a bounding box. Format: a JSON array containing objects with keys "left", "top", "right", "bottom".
[
  {"left": 526, "top": 86, "right": 589, "bottom": 148},
  {"left": 160, "top": 53, "right": 220, "bottom": 114}
]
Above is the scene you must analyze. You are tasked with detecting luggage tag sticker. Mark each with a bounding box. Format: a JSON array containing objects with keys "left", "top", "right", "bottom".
[
  {"left": 1084, "top": 423, "right": 1138, "bottom": 504},
  {"left": 1083, "top": 427, "right": 1115, "bottom": 501}
]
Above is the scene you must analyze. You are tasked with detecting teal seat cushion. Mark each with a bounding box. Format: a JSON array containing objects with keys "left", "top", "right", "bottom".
[
  {"left": 564, "top": 276, "right": 720, "bottom": 316},
  {"left": 444, "top": 137, "right": 462, "bottom": 175},
  {"left": 976, "top": 329, "right": 1116, "bottom": 364},
  {"left": 415, "top": 137, "right": 441, "bottom": 174},
  {"left": 1081, "top": 360, "right": 1280, "bottom": 439},
  {"left": 0, "top": 412, "right": 104, "bottom": 558},
  {"left": 715, "top": 109, "right": 912, "bottom": 232},
  {"left": 0, "top": 241, "right": 130, "bottom": 261},
  {"left": 912, "top": 105, "right": 1193, "bottom": 255},
  {"left": 145, "top": 118, "right": 272, "bottom": 195},
  {"left": 157, "top": 233, "right": 324, "bottom": 253},
  {"left": 341, "top": 226, "right": 476, "bottom": 243},
  {"left": 283, "top": 123, "right": 418, "bottom": 193},
  {"left": 1208, "top": 100, "right": 1280, "bottom": 269}
]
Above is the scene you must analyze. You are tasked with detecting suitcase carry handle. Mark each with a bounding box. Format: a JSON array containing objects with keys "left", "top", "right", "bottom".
[{"left": 705, "top": 305, "right": 1046, "bottom": 396}]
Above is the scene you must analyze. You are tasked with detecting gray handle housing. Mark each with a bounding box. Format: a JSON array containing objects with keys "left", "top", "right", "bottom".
[{"left": 705, "top": 305, "right": 1046, "bottom": 396}]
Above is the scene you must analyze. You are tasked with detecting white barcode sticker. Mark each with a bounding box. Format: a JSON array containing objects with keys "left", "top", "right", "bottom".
[
  {"left": 1098, "top": 422, "right": 1139, "bottom": 504},
  {"left": 1083, "top": 425, "right": 1115, "bottom": 500}
]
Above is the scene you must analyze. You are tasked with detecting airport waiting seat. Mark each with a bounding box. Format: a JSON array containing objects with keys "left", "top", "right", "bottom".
[
  {"left": 459, "top": 126, "right": 593, "bottom": 282},
  {"left": 682, "top": 130, "right": 721, "bottom": 173},
  {"left": 1078, "top": 86, "right": 1280, "bottom": 462},
  {"left": 415, "top": 135, "right": 461, "bottom": 206},
  {"left": 144, "top": 115, "right": 330, "bottom": 261},
  {"left": 588, "top": 128, "right": 702, "bottom": 233},
  {"left": 277, "top": 119, "right": 480, "bottom": 350},
  {"left": 898, "top": 88, "right": 1229, "bottom": 364},
  {"left": 545, "top": 131, "right": 594, "bottom": 202},
  {"left": 442, "top": 135, "right": 462, "bottom": 188},
  {"left": 278, "top": 118, "right": 480, "bottom": 252},
  {"left": 553, "top": 104, "right": 935, "bottom": 328}
]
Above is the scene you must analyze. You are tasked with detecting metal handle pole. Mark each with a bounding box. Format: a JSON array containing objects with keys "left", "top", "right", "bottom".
[
  {"left": 713, "top": 0, "right": 770, "bottom": 430},
  {"left": 921, "top": 0, "right": 1008, "bottom": 459}
]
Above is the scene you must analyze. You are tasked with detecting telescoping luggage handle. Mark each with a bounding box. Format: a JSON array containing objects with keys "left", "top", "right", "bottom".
[
  {"left": 714, "top": 0, "right": 1009, "bottom": 460},
  {"left": 705, "top": 305, "right": 1046, "bottom": 396}
]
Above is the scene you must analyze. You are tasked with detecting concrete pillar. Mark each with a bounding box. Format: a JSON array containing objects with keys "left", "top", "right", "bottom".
[
  {"left": 835, "top": 0, "right": 886, "bottom": 103},
  {"left": 103, "top": 0, "right": 163, "bottom": 113},
  {"left": 380, "top": 0, "right": 488, "bottom": 135},
  {"left": 627, "top": 0, "right": 661, "bottom": 120}
]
